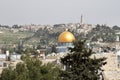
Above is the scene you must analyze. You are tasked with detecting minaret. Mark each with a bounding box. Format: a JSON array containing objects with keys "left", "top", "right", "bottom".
[
  {"left": 80, "top": 14, "right": 83, "bottom": 26},
  {"left": 80, "top": 14, "right": 86, "bottom": 37}
]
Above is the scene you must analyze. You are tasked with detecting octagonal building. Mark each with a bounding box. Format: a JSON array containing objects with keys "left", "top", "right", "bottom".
[{"left": 57, "top": 29, "right": 75, "bottom": 53}]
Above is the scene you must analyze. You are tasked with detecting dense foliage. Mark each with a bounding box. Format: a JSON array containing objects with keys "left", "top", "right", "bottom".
[
  {"left": 87, "top": 24, "right": 116, "bottom": 42},
  {"left": 0, "top": 56, "right": 60, "bottom": 80},
  {"left": 60, "top": 39, "right": 107, "bottom": 80}
]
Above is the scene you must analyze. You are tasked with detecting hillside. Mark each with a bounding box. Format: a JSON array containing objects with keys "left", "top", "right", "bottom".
[{"left": 0, "top": 28, "right": 34, "bottom": 48}]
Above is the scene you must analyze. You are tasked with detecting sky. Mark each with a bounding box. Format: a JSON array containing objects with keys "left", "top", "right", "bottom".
[{"left": 0, "top": 0, "right": 120, "bottom": 26}]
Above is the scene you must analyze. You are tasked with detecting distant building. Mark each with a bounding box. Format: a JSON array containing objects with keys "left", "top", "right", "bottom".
[{"left": 37, "top": 49, "right": 46, "bottom": 59}]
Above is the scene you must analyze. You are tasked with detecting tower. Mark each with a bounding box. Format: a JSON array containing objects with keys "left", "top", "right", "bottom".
[{"left": 80, "top": 14, "right": 83, "bottom": 26}]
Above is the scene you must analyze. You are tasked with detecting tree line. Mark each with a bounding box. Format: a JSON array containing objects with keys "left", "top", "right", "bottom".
[{"left": 0, "top": 40, "right": 106, "bottom": 80}]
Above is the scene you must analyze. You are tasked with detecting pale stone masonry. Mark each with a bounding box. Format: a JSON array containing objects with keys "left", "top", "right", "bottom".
[{"left": 93, "top": 53, "right": 120, "bottom": 80}]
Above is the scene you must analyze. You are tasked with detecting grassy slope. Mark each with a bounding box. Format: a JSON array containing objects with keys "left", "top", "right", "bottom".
[{"left": 0, "top": 28, "right": 34, "bottom": 44}]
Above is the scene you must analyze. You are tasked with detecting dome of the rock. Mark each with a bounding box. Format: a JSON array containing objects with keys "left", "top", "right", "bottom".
[{"left": 58, "top": 30, "right": 75, "bottom": 43}]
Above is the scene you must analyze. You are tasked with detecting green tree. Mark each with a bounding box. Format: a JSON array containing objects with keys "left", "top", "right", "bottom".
[
  {"left": 51, "top": 45, "right": 57, "bottom": 53},
  {"left": 37, "top": 44, "right": 42, "bottom": 49},
  {"left": 0, "top": 67, "right": 16, "bottom": 80},
  {"left": 112, "top": 25, "right": 120, "bottom": 30},
  {"left": 15, "top": 63, "right": 29, "bottom": 80},
  {"left": 60, "top": 39, "right": 107, "bottom": 80},
  {"left": 0, "top": 55, "right": 60, "bottom": 80}
]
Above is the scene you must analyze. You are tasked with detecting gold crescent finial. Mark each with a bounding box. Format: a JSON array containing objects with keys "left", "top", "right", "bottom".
[{"left": 65, "top": 28, "right": 68, "bottom": 31}]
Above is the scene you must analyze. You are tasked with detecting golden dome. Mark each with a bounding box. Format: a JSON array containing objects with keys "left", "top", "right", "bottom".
[{"left": 58, "top": 30, "right": 75, "bottom": 43}]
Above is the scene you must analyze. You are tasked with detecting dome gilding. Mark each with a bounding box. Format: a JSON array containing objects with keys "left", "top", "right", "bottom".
[{"left": 58, "top": 31, "right": 75, "bottom": 43}]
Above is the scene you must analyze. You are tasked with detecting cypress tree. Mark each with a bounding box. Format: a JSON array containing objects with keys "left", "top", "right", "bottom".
[{"left": 60, "top": 39, "right": 107, "bottom": 80}]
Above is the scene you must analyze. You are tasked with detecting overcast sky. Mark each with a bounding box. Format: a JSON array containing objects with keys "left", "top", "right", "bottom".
[{"left": 0, "top": 0, "right": 120, "bottom": 26}]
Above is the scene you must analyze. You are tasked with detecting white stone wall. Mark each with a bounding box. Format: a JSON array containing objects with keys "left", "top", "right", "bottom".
[{"left": 93, "top": 53, "right": 120, "bottom": 80}]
